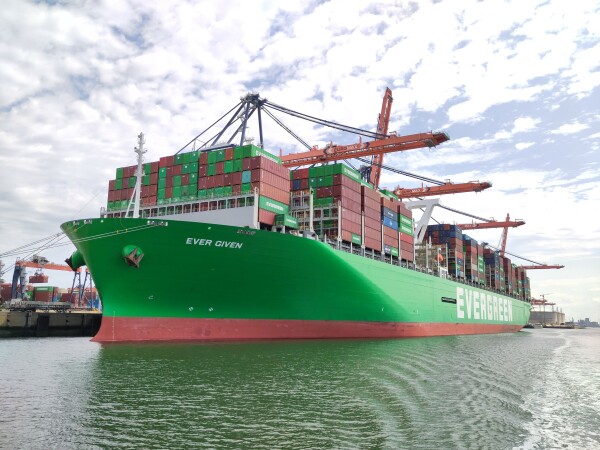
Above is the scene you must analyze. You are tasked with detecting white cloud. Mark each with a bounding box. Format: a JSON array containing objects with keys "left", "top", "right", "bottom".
[
  {"left": 516, "top": 142, "right": 534, "bottom": 150},
  {"left": 550, "top": 123, "right": 590, "bottom": 135}
]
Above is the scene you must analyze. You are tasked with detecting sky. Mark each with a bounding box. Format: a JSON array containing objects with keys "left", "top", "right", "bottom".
[{"left": 0, "top": 0, "right": 598, "bottom": 321}]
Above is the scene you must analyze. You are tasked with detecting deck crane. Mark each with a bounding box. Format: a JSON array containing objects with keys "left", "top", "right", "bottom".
[{"left": 367, "top": 87, "right": 394, "bottom": 188}]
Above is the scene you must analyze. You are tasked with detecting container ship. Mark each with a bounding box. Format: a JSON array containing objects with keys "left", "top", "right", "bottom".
[{"left": 61, "top": 93, "right": 531, "bottom": 342}]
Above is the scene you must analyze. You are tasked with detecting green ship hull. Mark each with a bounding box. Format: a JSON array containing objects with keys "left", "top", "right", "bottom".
[{"left": 61, "top": 217, "right": 530, "bottom": 342}]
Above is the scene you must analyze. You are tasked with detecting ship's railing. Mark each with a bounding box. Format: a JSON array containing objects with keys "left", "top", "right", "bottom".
[{"left": 329, "top": 240, "right": 528, "bottom": 303}]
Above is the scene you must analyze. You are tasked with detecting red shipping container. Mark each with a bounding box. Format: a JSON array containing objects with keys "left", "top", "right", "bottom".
[
  {"left": 293, "top": 168, "right": 309, "bottom": 179},
  {"left": 225, "top": 148, "right": 234, "bottom": 161},
  {"left": 165, "top": 177, "right": 173, "bottom": 188},
  {"left": 232, "top": 172, "right": 242, "bottom": 185},
  {"left": 400, "top": 232, "right": 413, "bottom": 244},
  {"left": 150, "top": 173, "right": 158, "bottom": 185},
  {"left": 401, "top": 249, "right": 414, "bottom": 262},
  {"left": 384, "top": 226, "right": 398, "bottom": 239},
  {"left": 198, "top": 177, "right": 208, "bottom": 189},
  {"left": 223, "top": 173, "right": 232, "bottom": 186},
  {"left": 199, "top": 152, "right": 208, "bottom": 165},
  {"left": 258, "top": 209, "right": 276, "bottom": 225},
  {"left": 384, "top": 234, "right": 399, "bottom": 247},
  {"left": 172, "top": 164, "right": 182, "bottom": 176},
  {"left": 215, "top": 162, "right": 224, "bottom": 175},
  {"left": 181, "top": 174, "right": 190, "bottom": 185},
  {"left": 364, "top": 237, "right": 381, "bottom": 251},
  {"left": 150, "top": 161, "right": 159, "bottom": 173},
  {"left": 108, "top": 179, "right": 116, "bottom": 191},
  {"left": 198, "top": 165, "right": 208, "bottom": 177},
  {"left": 159, "top": 156, "right": 170, "bottom": 167},
  {"left": 165, "top": 187, "right": 173, "bottom": 198},
  {"left": 142, "top": 196, "right": 156, "bottom": 206},
  {"left": 242, "top": 159, "right": 252, "bottom": 170},
  {"left": 258, "top": 183, "right": 290, "bottom": 205},
  {"left": 232, "top": 184, "right": 241, "bottom": 195}
]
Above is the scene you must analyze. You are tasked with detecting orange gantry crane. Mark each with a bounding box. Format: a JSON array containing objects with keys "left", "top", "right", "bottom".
[
  {"left": 16, "top": 255, "right": 79, "bottom": 273},
  {"left": 519, "top": 264, "right": 564, "bottom": 269},
  {"left": 369, "top": 87, "right": 394, "bottom": 188},
  {"left": 392, "top": 180, "right": 492, "bottom": 199},
  {"left": 257, "top": 88, "right": 487, "bottom": 199},
  {"left": 280, "top": 131, "right": 450, "bottom": 167},
  {"left": 457, "top": 213, "right": 525, "bottom": 256}
]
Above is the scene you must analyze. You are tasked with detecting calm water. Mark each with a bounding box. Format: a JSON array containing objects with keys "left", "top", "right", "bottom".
[{"left": 1, "top": 329, "right": 599, "bottom": 449}]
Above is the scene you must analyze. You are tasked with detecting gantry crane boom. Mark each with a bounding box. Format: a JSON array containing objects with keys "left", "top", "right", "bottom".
[
  {"left": 369, "top": 88, "right": 393, "bottom": 188},
  {"left": 16, "top": 260, "right": 79, "bottom": 272},
  {"left": 280, "top": 132, "right": 450, "bottom": 167},
  {"left": 457, "top": 218, "right": 525, "bottom": 230},
  {"left": 392, "top": 181, "right": 491, "bottom": 199}
]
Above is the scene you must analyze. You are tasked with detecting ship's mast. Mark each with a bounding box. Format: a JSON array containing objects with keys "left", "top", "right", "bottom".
[{"left": 131, "top": 133, "right": 146, "bottom": 219}]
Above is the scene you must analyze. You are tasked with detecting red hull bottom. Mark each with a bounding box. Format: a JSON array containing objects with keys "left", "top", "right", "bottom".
[{"left": 92, "top": 317, "right": 525, "bottom": 343}]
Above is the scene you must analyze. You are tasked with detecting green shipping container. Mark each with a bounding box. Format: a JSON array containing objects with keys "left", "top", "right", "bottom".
[
  {"left": 190, "top": 162, "right": 198, "bottom": 173},
  {"left": 233, "top": 159, "right": 243, "bottom": 172},
  {"left": 158, "top": 178, "right": 166, "bottom": 189},
  {"left": 182, "top": 164, "right": 190, "bottom": 175},
  {"left": 400, "top": 222, "right": 413, "bottom": 236},
  {"left": 173, "top": 175, "right": 182, "bottom": 187},
  {"left": 241, "top": 183, "right": 252, "bottom": 194},
  {"left": 351, "top": 233, "right": 362, "bottom": 245},
  {"left": 224, "top": 161, "right": 234, "bottom": 173},
  {"left": 175, "top": 154, "right": 185, "bottom": 165},
  {"left": 142, "top": 175, "right": 151, "bottom": 186},
  {"left": 143, "top": 163, "right": 152, "bottom": 175},
  {"left": 222, "top": 186, "right": 232, "bottom": 196},
  {"left": 275, "top": 214, "right": 299, "bottom": 229},
  {"left": 234, "top": 146, "right": 244, "bottom": 159},
  {"left": 208, "top": 152, "right": 217, "bottom": 164},
  {"left": 390, "top": 247, "right": 399, "bottom": 257},
  {"left": 214, "top": 187, "right": 224, "bottom": 197},
  {"left": 259, "top": 196, "right": 289, "bottom": 214},
  {"left": 181, "top": 185, "right": 189, "bottom": 196},
  {"left": 158, "top": 188, "right": 166, "bottom": 199},
  {"left": 116, "top": 167, "right": 124, "bottom": 179},
  {"left": 399, "top": 215, "right": 413, "bottom": 227},
  {"left": 207, "top": 164, "right": 216, "bottom": 176},
  {"left": 173, "top": 186, "right": 182, "bottom": 197},
  {"left": 159, "top": 167, "right": 167, "bottom": 178},
  {"left": 189, "top": 173, "right": 198, "bottom": 183},
  {"left": 197, "top": 189, "right": 207, "bottom": 199},
  {"left": 128, "top": 177, "right": 136, "bottom": 188},
  {"left": 115, "top": 179, "right": 123, "bottom": 190}
]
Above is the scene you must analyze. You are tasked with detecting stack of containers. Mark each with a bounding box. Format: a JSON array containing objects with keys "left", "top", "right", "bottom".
[
  {"left": 502, "top": 258, "right": 516, "bottom": 295},
  {"left": 157, "top": 150, "right": 197, "bottom": 205},
  {"left": 362, "top": 185, "right": 382, "bottom": 251},
  {"left": 398, "top": 203, "right": 414, "bottom": 262},
  {"left": 424, "top": 224, "right": 465, "bottom": 277},
  {"left": 289, "top": 163, "right": 363, "bottom": 244},
  {"left": 381, "top": 195, "right": 400, "bottom": 257},
  {"left": 199, "top": 145, "right": 290, "bottom": 225},
  {"left": 32, "top": 286, "right": 59, "bottom": 302},
  {"left": 477, "top": 242, "right": 485, "bottom": 283},
  {"left": 463, "top": 235, "right": 479, "bottom": 282},
  {"left": 333, "top": 165, "right": 363, "bottom": 244},
  {"left": 107, "top": 161, "right": 160, "bottom": 211},
  {"left": 106, "top": 145, "right": 290, "bottom": 226},
  {"left": 483, "top": 248, "right": 502, "bottom": 290}
]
